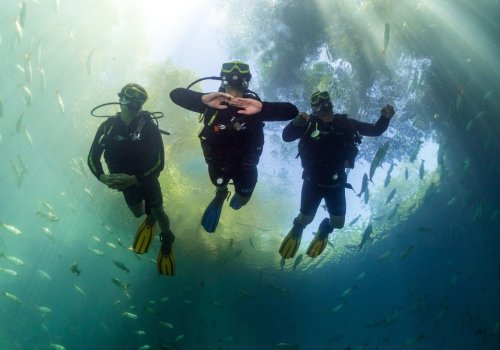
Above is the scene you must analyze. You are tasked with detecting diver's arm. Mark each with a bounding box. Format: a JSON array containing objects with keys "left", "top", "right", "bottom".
[
  {"left": 282, "top": 113, "right": 310, "bottom": 142},
  {"left": 261, "top": 102, "right": 299, "bottom": 122},
  {"left": 355, "top": 104, "right": 395, "bottom": 136},
  {"left": 87, "top": 123, "right": 106, "bottom": 180},
  {"left": 352, "top": 117, "right": 389, "bottom": 137},
  {"left": 169, "top": 88, "right": 207, "bottom": 113}
]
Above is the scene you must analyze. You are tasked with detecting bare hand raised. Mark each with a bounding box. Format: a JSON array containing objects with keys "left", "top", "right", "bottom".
[
  {"left": 227, "top": 98, "right": 263, "bottom": 115},
  {"left": 292, "top": 112, "right": 310, "bottom": 126},
  {"left": 381, "top": 104, "right": 395, "bottom": 119},
  {"left": 201, "top": 92, "right": 234, "bottom": 109}
]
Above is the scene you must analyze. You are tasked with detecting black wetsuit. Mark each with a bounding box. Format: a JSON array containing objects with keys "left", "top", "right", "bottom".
[
  {"left": 170, "top": 88, "right": 298, "bottom": 197},
  {"left": 88, "top": 111, "right": 165, "bottom": 208},
  {"left": 283, "top": 113, "right": 391, "bottom": 217}
]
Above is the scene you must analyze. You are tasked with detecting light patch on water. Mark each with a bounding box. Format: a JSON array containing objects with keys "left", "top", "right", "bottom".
[{"left": 139, "top": 0, "right": 227, "bottom": 75}]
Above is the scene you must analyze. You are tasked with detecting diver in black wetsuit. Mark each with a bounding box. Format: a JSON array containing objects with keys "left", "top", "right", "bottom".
[
  {"left": 279, "top": 91, "right": 395, "bottom": 259},
  {"left": 169, "top": 61, "right": 298, "bottom": 233},
  {"left": 88, "top": 83, "right": 175, "bottom": 275}
]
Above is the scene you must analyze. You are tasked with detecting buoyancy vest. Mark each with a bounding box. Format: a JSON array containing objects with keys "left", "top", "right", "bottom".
[
  {"left": 298, "top": 114, "right": 362, "bottom": 184},
  {"left": 197, "top": 90, "right": 264, "bottom": 167},
  {"left": 101, "top": 112, "right": 160, "bottom": 174}
]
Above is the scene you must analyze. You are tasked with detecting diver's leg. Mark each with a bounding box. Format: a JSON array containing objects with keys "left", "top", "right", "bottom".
[
  {"left": 305, "top": 184, "right": 341, "bottom": 258},
  {"left": 142, "top": 177, "right": 168, "bottom": 231},
  {"left": 123, "top": 186, "right": 145, "bottom": 217},
  {"left": 297, "top": 179, "right": 322, "bottom": 227},
  {"left": 128, "top": 202, "right": 145, "bottom": 217},
  {"left": 230, "top": 165, "right": 257, "bottom": 210},
  {"left": 324, "top": 186, "right": 346, "bottom": 230},
  {"left": 201, "top": 163, "right": 230, "bottom": 232},
  {"left": 129, "top": 181, "right": 156, "bottom": 254},
  {"left": 279, "top": 180, "right": 321, "bottom": 259},
  {"left": 145, "top": 178, "right": 174, "bottom": 253},
  {"left": 142, "top": 178, "right": 175, "bottom": 275}
]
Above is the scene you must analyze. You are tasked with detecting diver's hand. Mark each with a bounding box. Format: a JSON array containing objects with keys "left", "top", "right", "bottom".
[
  {"left": 292, "top": 112, "right": 310, "bottom": 127},
  {"left": 381, "top": 104, "right": 395, "bottom": 119},
  {"left": 201, "top": 92, "right": 233, "bottom": 109},
  {"left": 228, "top": 98, "right": 263, "bottom": 115},
  {"left": 99, "top": 174, "right": 115, "bottom": 187},
  {"left": 102, "top": 173, "right": 138, "bottom": 190}
]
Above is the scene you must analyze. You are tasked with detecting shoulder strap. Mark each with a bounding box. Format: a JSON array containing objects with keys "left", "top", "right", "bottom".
[
  {"left": 130, "top": 112, "right": 151, "bottom": 141},
  {"left": 199, "top": 108, "right": 220, "bottom": 126},
  {"left": 301, "top": 116, "right": 318, "bottom": 139}
]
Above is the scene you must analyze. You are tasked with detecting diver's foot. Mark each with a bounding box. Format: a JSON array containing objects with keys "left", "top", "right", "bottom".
[
  {"left": 201, "top": 188, "right": 229, "bottom": 233},
  {"left": 306, "top": 234, "right": 328, "bottom": 258},
  {"left": 132, "top": 218, "right": 156, "bottom": 254},
  {"left": 306, "top": 218, "right": 333, "bottom": 258},
  {"left": 279, "top": 224, "right": 303, "bottom": 259},
  {"left": 229, "top": 194, "right": 242, "bottom": 210},
  {"left": 157, "top": 231, "right": 175, "bottom": 276}
]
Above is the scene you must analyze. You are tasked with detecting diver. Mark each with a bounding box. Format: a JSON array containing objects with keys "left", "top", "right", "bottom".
[
  {"left": 169, "top": 61, "right": 298, "bottom": 233},
  {"left": 88, "top": 83, "right": 175, "bottom": 275},
  {"left": 279, "top": 91, "right": 395, "bottom": 259}
]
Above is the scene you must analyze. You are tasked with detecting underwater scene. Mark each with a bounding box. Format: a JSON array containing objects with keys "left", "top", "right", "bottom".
[{"left": 1, "top": 0, "right": 499, "bottom": 349}]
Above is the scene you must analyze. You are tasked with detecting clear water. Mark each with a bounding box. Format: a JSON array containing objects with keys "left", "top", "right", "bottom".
[{"left": 1, "top": 1, "right": 498, "bottom": 349}]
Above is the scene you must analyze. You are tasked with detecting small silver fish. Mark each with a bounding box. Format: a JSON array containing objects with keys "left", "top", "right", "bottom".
[
  {"left": 88, "top": 248, "right": 105, "bottom": 256},
  {"left": 369, "top": 141, "right": 390, "bottom": 181},
  {"left": 36, "top": 210, "right": 59, "bottom": 222},
  {"left": 49, "top": 343, "right": 66, "bottom": 350},
  {"left": 39, "top": 68, "right": 46, "bottom": 93},
  {"left": 223, "top": 248, "right": 242, "bottom": 262},
  {"left": 19, "top": 1, "right": 28, "bottom": 27},
  {"left": 349, "top": 214, "right": 361, "bottom": 226},
  {"left": 122, "top": 311, "right": 138, "bottom": 320},
  {"left": 341, "top": 286, "right": 356, "bottom": 298},
  {"left": 332, "top": 302, "right": 345, "bottom": 313},
  {"left": 56, "top": 91, "right": 64, "bottom": 114},
  {"left": 386, "top": 188, "right": 396, "bottom": 204},
  {"left": 1, "top": 222, "right": 22, "bottom": 235},
  {"left": 73, "top": 284, "right": 85, "bottom": 296},
  {"left": 20, "top": 85, "right": 31, "bottom": 106},
  {"left": 357, "top": 173, "right": 368, "bottom": 197},
  {"left": 37, "top": 270, "right": 52, "bottom": 280},
  {"left": 1, "top": 254, "right": 24, "bottom": 266},
  {"left": 292, "top": 254, "right": 303, "bottom": 271},
  {"left": 112, "top": 260, "right": 130, "bottom": 273},
  {"left": 2, "top": 291, "right": 22, "bottom": 304},
  {"left": 382, "top": 22, "right": 390, "bottom": 55},
  {"left": 419, "top": 159, "right": 425, "bottom": 180},
  {"left": 159, "top": 321, "right": 173, "bottom": 329},
  {"left": 0, "top": 267, "right": 19, "bottom": 277},
  {"left": 111, "top": 277, "right": 129, "bottom": 294},
  {"left": 15, "top": 18, "right": 23, "bottom": 42},
  {"left": 273, "top": 343, "right": 299, "bottom": 350},
  {"left": 358, "top": 224, "right": 373, "bottom": 249},
  {"left": 36, "top": 305, "right": 52, "bottom": 313}
]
